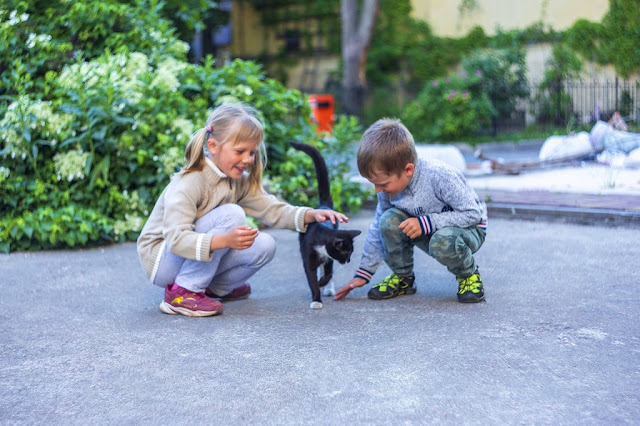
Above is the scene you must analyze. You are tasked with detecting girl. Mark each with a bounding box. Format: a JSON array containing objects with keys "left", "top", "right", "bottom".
[{"left": 137, "top": 103, "right": 348, "bottom": 317}]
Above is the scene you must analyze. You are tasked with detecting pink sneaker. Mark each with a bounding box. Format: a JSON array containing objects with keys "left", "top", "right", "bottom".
[
  {"left": 205, "top": 282, "right": 251, "bottom": 301},
  {"left": 159, "top": 284, "right": 223, "bottom": 317}
]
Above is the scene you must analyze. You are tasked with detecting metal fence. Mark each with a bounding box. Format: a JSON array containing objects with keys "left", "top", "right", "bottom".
[{"left": 351, "top": 78, "right": 640, "bottom": 135}]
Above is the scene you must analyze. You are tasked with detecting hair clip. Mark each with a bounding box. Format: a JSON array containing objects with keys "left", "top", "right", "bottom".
[{"left": 205, "top": 125, "right": 212, "bottom": 133}]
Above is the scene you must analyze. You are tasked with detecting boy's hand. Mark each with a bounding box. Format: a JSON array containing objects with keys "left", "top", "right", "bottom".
[
  {"left": 334, "top": 277, "right": 367, "bottom": 300},
  {"left": 399, "top": 217, "right": 422, "bottom": 239},
  {"left": 305, "top": 208, "right": 349, "bottom": 225}
]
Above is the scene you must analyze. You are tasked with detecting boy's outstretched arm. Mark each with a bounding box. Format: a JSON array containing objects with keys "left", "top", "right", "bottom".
[{"left": 334, "top": 277, "right": 367, "bottom": 300}]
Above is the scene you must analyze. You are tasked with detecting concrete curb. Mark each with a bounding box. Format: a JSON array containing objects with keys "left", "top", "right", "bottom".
[{"left": 486, "top": 202, "right": 640, "bottom": 227}]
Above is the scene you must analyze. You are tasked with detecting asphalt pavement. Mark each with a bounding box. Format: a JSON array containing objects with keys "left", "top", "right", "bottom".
[
  {"left": 2, "top": 140, "right": 639, "bottom": 424},
  {"left": 1, "top": 210, "right": 639, "bottom": 424}
]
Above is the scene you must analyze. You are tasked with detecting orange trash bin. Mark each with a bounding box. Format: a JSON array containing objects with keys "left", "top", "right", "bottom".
[{"left": 308, "top": 94, "right": 335, "bottom": 134}]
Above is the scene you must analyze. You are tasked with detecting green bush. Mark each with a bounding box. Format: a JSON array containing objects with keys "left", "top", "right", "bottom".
[
  {"left": 532, "top": 44, "right": 582, "bottom": 126},
  {"left": 564, "top": 0, "right": 640, "bottom": 79},
  {"left": 0, "top": 2, "right": 370, "bottom": 253},
  {"left": 462, "top": 48, "right": 529, "bottom": 131},
  {"left": 0, "top": 0, "right": 181, "bottom": 97},
  {"left": 0, "top": 206, "right": 113, "bottom": 253},
  {"left": 269, "top": 115, "right": 371, "bottom": 213},
  {"left": 0, "top": 52, "right": 369, "bottom": 253},
  {"left": 401, "top": 74, "right": 493, "bottom": 142}
]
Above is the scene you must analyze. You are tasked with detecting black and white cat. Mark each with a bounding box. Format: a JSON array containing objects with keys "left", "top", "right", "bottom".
[{"left": 290, "top": 141, "right": 361, "bottom": 309}]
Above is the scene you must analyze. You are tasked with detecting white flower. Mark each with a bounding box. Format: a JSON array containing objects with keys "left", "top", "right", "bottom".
[
  {"left": 172, "top": 117, "right": 194, "bottom": 142},
  {"left": 150, "top": 67, "right": 180, "bottom": 92},
  {"left": 53, "top": 150, "right": 89, "bottom": 182},
  {"left": 158, "top": 146, "right": 183, "bottom": 176},
  {"left": 0, "top": 166, "right": 10, "bottom": 184},
  {"left": 26, "top": 33, "right": 36, "bottom": 48}
]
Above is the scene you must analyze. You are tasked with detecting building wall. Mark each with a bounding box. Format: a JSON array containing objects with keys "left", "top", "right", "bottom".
[
  {"left": 412, "top": 0, "right": 609, "bottom": 37},
  {"left": 230, "top": 2, "right": 277, "bottom": 57},
  {"left": 227, "top": 0, "right": 634, "bottom": 92}
]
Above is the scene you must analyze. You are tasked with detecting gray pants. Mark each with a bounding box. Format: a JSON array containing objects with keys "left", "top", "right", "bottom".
[
  {"left": 153, "top": 204, "right": 276, "bottom": 294},
  {"left": 379, "top": 208, "right": 485, "bottom": 279}
]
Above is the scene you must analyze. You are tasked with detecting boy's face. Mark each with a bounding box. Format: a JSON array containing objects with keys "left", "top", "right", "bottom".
[{"left": 367, "top": 163, "right": 415, "bottom": 197}]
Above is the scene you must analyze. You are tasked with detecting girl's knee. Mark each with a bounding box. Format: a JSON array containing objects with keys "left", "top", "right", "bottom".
[
  {"left": 219, "top": 203, "right": 246, "bottom": 226},
  {"left": 197, "top": 203, "right": 246, "bottom": 231},
  {"left": 254, "top": 232, "right": 276, "bottom": 266}
]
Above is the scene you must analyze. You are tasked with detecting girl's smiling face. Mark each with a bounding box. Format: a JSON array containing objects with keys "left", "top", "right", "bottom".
[{"left": 207, "top": 138, "right": 260, "bottom": 179}]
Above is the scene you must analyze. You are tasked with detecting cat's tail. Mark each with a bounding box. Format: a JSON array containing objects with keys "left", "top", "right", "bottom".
[{"left": 289, "top": 141, "right": 333, "bottom": 208}]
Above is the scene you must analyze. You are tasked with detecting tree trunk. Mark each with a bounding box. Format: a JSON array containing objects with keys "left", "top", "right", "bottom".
[{"left": 341, "top": 0, "right": 379, "bottom": 118}]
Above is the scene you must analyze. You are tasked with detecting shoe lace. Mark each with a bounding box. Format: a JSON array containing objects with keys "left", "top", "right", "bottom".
[
  {"left": 458, "top": 273, "right": 481, "bottom": 293},
  {"left": 375, "top": 274, "right": 399, "bottom": 290},
  {"left": 398, "top": 275, "right": 413, "bottom": 288}
]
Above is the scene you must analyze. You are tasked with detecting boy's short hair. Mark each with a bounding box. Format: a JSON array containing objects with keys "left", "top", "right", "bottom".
[{"left": 356, "top": 118, "right": 418, "bottom": 179}]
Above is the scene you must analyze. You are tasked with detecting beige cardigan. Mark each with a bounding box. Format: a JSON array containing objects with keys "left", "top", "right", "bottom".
[{"left": 137, "top": 158, "right": 310, "bottom": 282}]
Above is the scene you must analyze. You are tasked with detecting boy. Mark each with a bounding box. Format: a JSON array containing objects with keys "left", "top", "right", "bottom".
[{"left": 334, "top": 118, "right": 487, "bottom": 303}]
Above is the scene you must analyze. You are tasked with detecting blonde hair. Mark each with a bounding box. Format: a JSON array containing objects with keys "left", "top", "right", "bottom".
[
  {"left": 356, "top": 118, "right": 418, "bottom": 179},
  {"left": 181, "top": 103, "right": 266, "bottom": 193}
]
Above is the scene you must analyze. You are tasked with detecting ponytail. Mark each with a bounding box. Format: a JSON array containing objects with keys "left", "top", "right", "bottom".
[{"left": 180, "top": 128, "right": 208, "bottom": 175}]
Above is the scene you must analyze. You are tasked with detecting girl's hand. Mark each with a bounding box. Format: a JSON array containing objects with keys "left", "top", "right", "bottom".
[
  {"left": 334, "top": 277, "right": 367, "bottom": 300},
  {"left": 305, "top": 208, "right": 349, "bottom": 225},
  {"left": 211, "top": 225, "right": 258, "bottom": 251},
  {"left": 398, "top": 217, "right": 422, "bottom": 239}
]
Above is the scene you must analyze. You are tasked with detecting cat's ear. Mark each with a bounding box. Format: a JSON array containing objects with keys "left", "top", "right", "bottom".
[{"left": 338, "top": 230, "right": 361, "bottom": 238}]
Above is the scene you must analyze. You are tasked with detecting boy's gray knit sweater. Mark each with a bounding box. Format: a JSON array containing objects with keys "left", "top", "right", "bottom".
[{"left": 355, "top": 158, "right": 487, "bottom": 282}]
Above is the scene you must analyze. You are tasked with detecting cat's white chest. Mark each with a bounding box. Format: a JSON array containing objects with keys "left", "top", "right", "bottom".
[{"left": 314, "top": 245, "right": 330, "bottom": 261}]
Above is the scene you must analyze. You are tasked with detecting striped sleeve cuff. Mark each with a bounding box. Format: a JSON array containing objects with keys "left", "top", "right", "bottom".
[
  {"left": 418, "top": 215, "right": 433, "bottom": 235},
  {"left": 354, "top": 268, "right": 373, "bottom": 283},
  {"left": 196, "top": 233, "right": 212, "bottom": 261},
  {"left": 295, "top": 207, "right": 311, "bottom": 233}
]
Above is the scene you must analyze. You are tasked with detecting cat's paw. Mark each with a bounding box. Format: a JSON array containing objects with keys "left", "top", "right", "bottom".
[
  {"left": 323, "top": 281, "right": 336, "bottom": 297},
  {"left": 310, "top": 301, "right": 323, "bottom": 309}
]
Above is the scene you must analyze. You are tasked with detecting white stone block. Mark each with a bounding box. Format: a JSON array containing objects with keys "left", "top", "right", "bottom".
[{"left": 415, "top": 145, "right": 467, "bottom": 171}]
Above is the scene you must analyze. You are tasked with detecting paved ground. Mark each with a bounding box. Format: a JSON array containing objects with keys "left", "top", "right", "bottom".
[
  {"left": 2, "top": 140, "right": 639, "bottom": 424},
  {"left": 1, "top": 211, "right": 639, "bottom": 424}
]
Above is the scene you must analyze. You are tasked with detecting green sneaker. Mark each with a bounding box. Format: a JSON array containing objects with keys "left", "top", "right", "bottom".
[
  {"left": 368, "top": 273, "right": 416, "bottom": 300},
  {"left": 456, "top": 269, "right": 484, "bottom": 303}
]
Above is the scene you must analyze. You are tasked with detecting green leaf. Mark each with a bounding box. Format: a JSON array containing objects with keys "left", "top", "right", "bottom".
[
  {"left": 65, "top": 233, "right": 77, "bottom": 247},
  {"left": 92, "top": 126, "right": 107, "bottom": 140},
  {"left": 59, "top": 135, "right": 86, "bottom": 148},
  {"left": 23, "top": 226, "right": 34, "bottom": 238},
  {"left": 84, "top": 154, "right": 94, "bottom": 176}
]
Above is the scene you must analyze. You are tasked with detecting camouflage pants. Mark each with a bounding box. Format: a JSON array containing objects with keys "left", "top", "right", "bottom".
[{"left": 379, "top": 208, "right": 485, "bottom": 278}]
